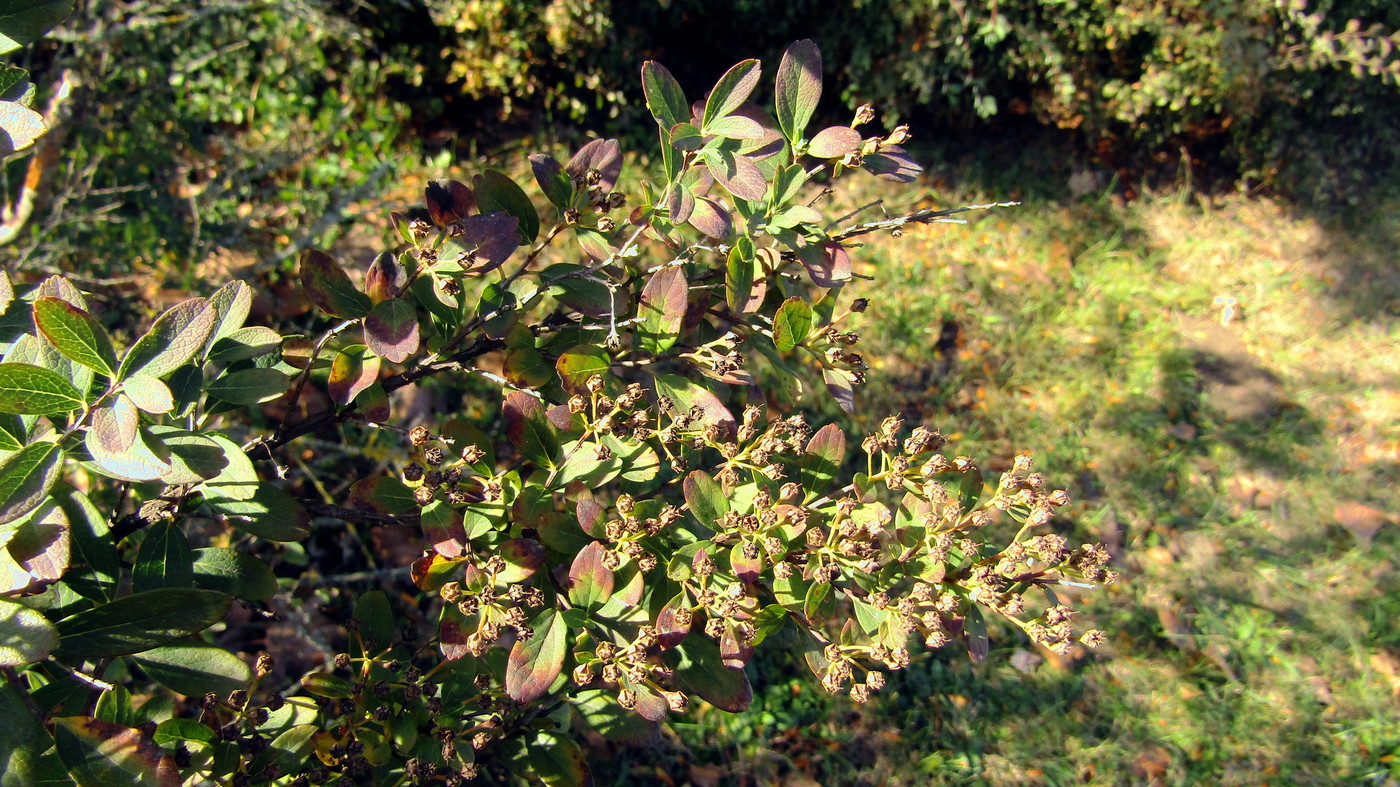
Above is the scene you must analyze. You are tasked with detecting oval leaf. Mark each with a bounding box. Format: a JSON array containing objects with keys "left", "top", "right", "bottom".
[
  {"left": 0, "top": 597, "right": 57, "bottom": 666},
  {"left": 567, "top": 541, "right": 614, "bottom": 609},
  {"left": 33, "top": 297, "right": 117, "bottom": 377},
  {"left": 641, "top": 61, "right": 688, "bottom": 131},
  {"left": 117, "top": 298, "right": 217, "bottom": 380},
  {"left": 506, "top": 608, "right": 567, "bottom": 704},
  {"left": 702, "top": 58, "right": 761, "bottom": 129},
  {"left": 807, "top": 125, "right": 862, "bottom": 159},
  {"left": 131, "top": 642, "right": 253, "bottom": 698},
  {"left": 772, "top": 297, "right": 813, "bottom": 351},
  {"left": 776, "top": 39, "right": 822, "bottom": 144},
  {"left": 55, "top": 588, "right": 232, "bottom": 662},
  {"left": 0, "top": 362, "right": 83, "bottom": 414},
  {"left": 474, "top": 170, "right": 539, "bottom": 243},
  {"left": 299, "top": 249, "right": 371, "bottom": 319},
  {"left": 0, "top": 440, "right": 61, "bottom": 525},
  {"left": 207, "top": 367, "right": 290, "bottom": 405},
  {"left": 637, "top": 265, "right": 688, "bottom": 354},
  {"left": 191, "top": 547, "right": 278, "bottom": 601},
  {"left": 53, "top": 716, "right": 180, "bottom": 787},
  {"left": 363, "top": 299, "right": 420, "bottom": 364}
]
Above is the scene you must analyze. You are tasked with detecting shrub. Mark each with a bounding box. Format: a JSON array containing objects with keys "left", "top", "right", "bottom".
[{"left": 0, "top": 40, "right": 1114, "bottom": 783}]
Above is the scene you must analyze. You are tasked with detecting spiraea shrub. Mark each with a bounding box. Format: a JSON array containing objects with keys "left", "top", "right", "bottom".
[{"left": 0, "top": 41, "right": 1115, "bottom": 784}]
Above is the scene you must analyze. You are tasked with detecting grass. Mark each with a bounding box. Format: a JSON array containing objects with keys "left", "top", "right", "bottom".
[{"left": 587, "top": 174, "right": 1400, "bottom": 784}]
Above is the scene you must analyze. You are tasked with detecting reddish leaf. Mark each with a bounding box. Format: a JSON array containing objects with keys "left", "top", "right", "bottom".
[
  {"left": 665, "top": 181, "right": 695, "bottom": 225},
  {"left": 363, "top": 298, "right": 420, "bottom": 364},
  {"left": 807, "top": 125, "right": 862, "bottom": 159},
  {"left": 345, "top": 476, "right": 417, "bottom": 516},
  {"left": 797, "top": 242, "right": 852, "bottom": 288},
  {"left": 576, "top": 498, "right": 604, "bottom": 538},
  {"left": 862, "top": 144, "right": 923, "bottom": 182},
  {"left": 327, "top": 346, "right": 381, "bottom": 407},
  {"left": 656, "top": 593, "right": 692, "bottom": 650},
  {"left": 504, "top": 390, "right": 558, "bottom": 468},
  {"left": 565, "top": 139, "right": 623, "bottom": 192},
  {"left": 729, "top": 542, "right": 760, "bottom": 585},
  {"left": 3, "top": 498, "right": 69, "bottom": 595},
  {"left": 425, "top": 180, "right": 475, "bottom": 225},
  {"left": 636, "top": 265, "right": 688, "bottom": 354},
  {"left": 438, "top": 615, "right": 472, "bottom": 661},
  {"left": 421, "top": 501, "right": 466, "bottom": 558},
  {"left": 720, "top": 621, "right": 755, "bottom": 668},
  {"left": 498, "top": 538, "right": 545, "bottom": 583},
  {"left": 364, "top": 252, "right": 404, "bottom": 304},
  {"left": 823, "top": 367, "right": 857, "bottom": 413},
  {"left": 450, "top": 213, "right": 521, "bottom": 274},
  {"left": 629, "top": 681, "right": 669, "bottom": 722},
  {"left": 52, "top": 716, "right": 180, "bottom": 787},
  {"left": 687, "top": 195, "right": 732, "bottom": 240},
  {"left": 653, "top": 373, "right": 736, "bottom": 441},
  {"left": 705, "top": 149, "right": 766, "bottom": 201},
  {"left": 567, "top": 541, "right": 615, "bottom": 609},
  {"left": 506, "top": 608, "right": 567, "bottom": 703}
]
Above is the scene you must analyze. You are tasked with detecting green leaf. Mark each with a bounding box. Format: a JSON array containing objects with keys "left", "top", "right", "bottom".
[
  {"left": 0, "top": 0, "right": 73, "bottom": 55},
  {"left": 206, "top": 367, "right": 290, "bottom": 405},
  {"left": 529, "top": 153, "right": 572, "bottom": 209},
  {"left": 959, "top": 466, "right": 985, "bottom": 511},
  {"left": 300, "top": 672, "right": 353, "bottom": 699},
  {"left": 668, "top": 122, "right": 702, "bottom": 151},
  {"left": 0, "top": 362, "right": 83, "bottom": 414},
  {"left": 298, "top": 249, "right": 371, "bottom": 319},
  {"left": 55, "top": 588, "right": 230, "bottom": 662},
  {"left": 965, "top": 604, "right": 989, "bottom": 664},
  {"left": 353, "top": 590, "right": 394, "bottom": 650},
  {"left": 725, "top": 239, "right": 757, "bottom": 315},
  {"left": 0, "top": 681, "right": 52, "bottom": 785},
  {"left": 706, "top": 114, "right": 764, "bottom": 140},
  {"left": 506, "top": 608, "right": 567, "bottom": 703},
  {"left": 527, "top": 730, "right": 590, "bottom": 787},
  {"left": 131, "top": 642, "right": 252, "bottom": 698},
  {"left": 636, "top": 265, "right": 688, "bottom": 354},
  {"left": 772, "top": 296, "right": 813, "bottom": 351},
  {"left": 702, "top": 58, "right": 762, "bottom": 130},
  {"left": 146, "top": 427, "right": 227, "bottom": 485},
  {"left": 474, "top": 170, "right": 539, "bottom": 243},
  {"left": 32, "top": 297, "right": 116, "bottom": 377},
  {"left": 118, "top": 298, "right": 217, "bottom": 381},
  {"left": 131, "top": 522, "right": 193, "bottom": 594},
  {"left": 799, "top": 423, "right": 845, "bottom": 495},
  {"left": 776, "top": 39, "right": 822, "bottom": 145},
  {"left": 249, "top": 724, "right": 316, "bottom": 779},
  {"left": 53, "top": 483, "right": 115, "bottom": 601},
  {"left": 205, "top": 483, "right": 310, "bottom": 542},
  {"left": 671, "top": 635, "right": 753, "bottom": 712},
  {"left": 199, "top": 281, "right": 254, "bottom": 359},
  {"left": 362, "top": 298, "right": 419, "bottom": 364},
  {"left": 199, "top": 434, "right": 258, "bottom": 502},
  {"left": 0, "top": 440, "right": 60, "bottom": 524},
  {"left": 345, "top": 476, "right": 416, "bottom": 516},
  {"left": 567, "top": 541, "right": 614, "bottom": 609},
  {"left": 52, "top": 716, "right": 179, "bottom": 787},
  {"left": 641, "top": 60, "right": 688, "bottom": 131},
  {"left": 0, "top": 412, "right": 24, "bottom": 450},
  {"left": 152, "top": 719, "right": 216, "bottom": 748},
  {"left": 207, "top": 326, "right": 281, "bottom": 363},
  {"left": 0, "top": 597, "right": 57, "bottom": 665},
  {"left": 555, "top": 345, "right": 611, "bottom": 394},
  {"left": 543, "top": 263, "right": 613, "bottom": 318},
  {"left": 682, "top": 470, "right": 727, "bottom": 532},
  {"left": 191, "top": 547, "right": 278, "bottom": 601}
]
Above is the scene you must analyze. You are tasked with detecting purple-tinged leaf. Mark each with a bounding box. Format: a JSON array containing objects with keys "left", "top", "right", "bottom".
[
  {"left": 705, "top": 149, "right": 766, "bottom": 201},
  {"left": 776, "top": 39, "right": 822, "bottom": 144},
  {"left": 772, "top": 297, "right": 813, "bottom": 351},
  {"left": 425, "top": 180, "right": 475, "bottom": 225},
  {"left": 656, "top": 593, "right": 692, "bottom": 650},
  {"left": 630, "top": 682, "right": 669, "bottom": 721},
  {"left": 576, "top": 497, "right": 604, "bottom": 538},
  {"left": 806, "top": 423, "right": 847, "bottom": 466},
  {"left": 454, "top": 213, "right": 521, "bottom": 274},
  {"left": 664, "top": 181, "right": 695, "bottom": 225},
  {"left": 2, "top": 496, "right": 69, "bottom": 595},
  {"left": 720, "top": 621, "right": 755, "bottom": 668},
  {"left": 862, "top": 144, "right": 924, "bottom": 182},
  {"left": 702, "top": 59, "right": 762, "bottom": 129},
  {"left": 504, "top": 390, "right": 558, "bottom": 468},
  {"left": 808, "top": 125, "right": 862, "bottom": 159},
  {"left": 363, "top": 298, "right": 420, "bottom": 364},
  {"left": 612, "top": 560, "right": 645, "bottom": 605},
  {"left": 797, "top": 242, "right": 852, "bottom": 288},
  {"left": 568, "top": 541, "right": 614, "bottom": 609},
  {"left": 474, "top": 170, "right": 539, "bottom": 243},
  {"left": 688, "top": 196, "right": 732, "bottom": 240},
  {"left": 556, "top": 345, "right": 611, "bottom": 393},
  {"left": 298, "top": 250, "right": 371, "bottom": 320},
  {"left": 823, "top": 367, "right": 857, "bottom": 413},
  {"left": 420, "top": 501, "right": 466, "bottom": 558},
  {"left": 506, "top": 608, "right": 567, "bottom": 703},
  {"left": 88, "top": 398, "right": 169, "bottom": 482},
  {"left": 636, "top": 265, "right": 688, "bottom": 354},
  {"left": 328, "top": 345, "right": 381, "bottom": 407},
  {"left": 364, "top": 252, "right": 404, "bottom": 304},
  {"left": 671, "top": 635, "right": 752, "bottom": 712},
  {"left": 565, "top": 139, "right": 622, "bottom": 192},
  {"left": 438, "top": 614, "right": 472, "bottom": 660},
  {"left": 498, "top": 538, "right": 545, "bottom": 583},
  {"left": 641, "top": 61, "right": 689, "bottom": 131},
  {"left": 33, "top": 297, "right": 117, "bottom": 377},
  {"left": 530, "top": 153, "right": 572, "bottom": 209}
]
